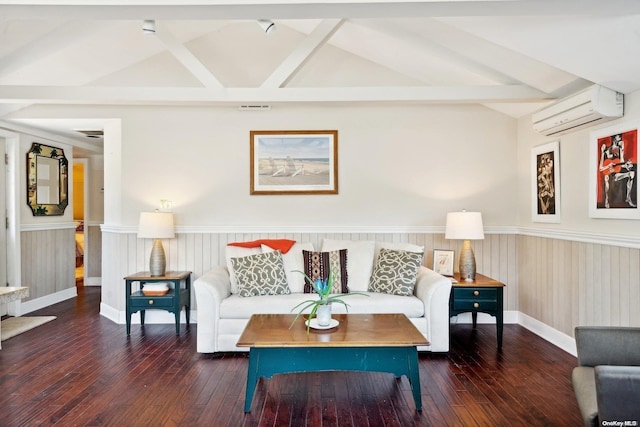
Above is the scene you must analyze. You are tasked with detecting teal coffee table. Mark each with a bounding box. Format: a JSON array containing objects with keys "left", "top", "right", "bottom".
[{"left": 236, "top": 313, "right": 429, "bottom": 413}]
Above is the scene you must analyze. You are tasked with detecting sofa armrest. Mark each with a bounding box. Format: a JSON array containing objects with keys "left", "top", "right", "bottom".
[
  {"left": 595, "top": 365, "right": 640, "bottom": 425},
  {"left": 414, "top": 266, "right": 452, "bottom": 352},
  {"left": 572, "top": 366, "right": 598, "bottom": 427},
  {"left": 194, "top": 265, "right": 231, "bottom": 353}
]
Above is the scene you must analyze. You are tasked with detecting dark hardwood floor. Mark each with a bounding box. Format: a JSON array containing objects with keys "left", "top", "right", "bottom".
[{"left": 0, "top": 286, "right": 583, "bottom": 426}]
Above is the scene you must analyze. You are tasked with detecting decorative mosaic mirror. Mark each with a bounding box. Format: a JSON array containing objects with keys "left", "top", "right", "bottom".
[{"left": 26, "top": 143, "right": 69, "bottom": 216}]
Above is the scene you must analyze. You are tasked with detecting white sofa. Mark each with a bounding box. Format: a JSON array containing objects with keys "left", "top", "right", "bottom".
[{"left": 194, "top": 239, "right": 452, "bottom": 353}]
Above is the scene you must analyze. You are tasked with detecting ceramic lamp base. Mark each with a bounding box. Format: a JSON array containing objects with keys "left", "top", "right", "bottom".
[
  {"left": 459, "top": 239, "right": 476, "bottom": 282},
  {"left": 149, "top": 239, "right": 167, "bottom": 277}
]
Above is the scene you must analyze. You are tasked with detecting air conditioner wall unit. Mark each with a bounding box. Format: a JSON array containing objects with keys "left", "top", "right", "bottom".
[{"left": 532, "top": 85, "right": 623, "bottom": 137}]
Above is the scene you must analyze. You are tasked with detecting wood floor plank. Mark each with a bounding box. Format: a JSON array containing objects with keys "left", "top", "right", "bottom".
[{"left": 0, "top": 287, "right": 584, "bottom": 426}]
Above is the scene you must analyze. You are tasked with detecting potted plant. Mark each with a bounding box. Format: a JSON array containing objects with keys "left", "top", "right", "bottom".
[{"left": 289, "top": 269, "right": 367, "bottom": 333}]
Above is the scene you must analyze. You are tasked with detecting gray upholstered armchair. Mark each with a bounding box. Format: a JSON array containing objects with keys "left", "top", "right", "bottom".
[{"left": 572, "top": 326, "right": 640, "bottom": 427}]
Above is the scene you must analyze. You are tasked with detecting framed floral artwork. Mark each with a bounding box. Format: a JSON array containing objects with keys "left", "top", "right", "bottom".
[
  {"left": 589, "top": 122, "right": 639, "bottom": 219},
  {"left": 531, "top": 140, "right": 561, "bottom": 223},
  {"left": 250, "top": 130, "right": 338, "bottom": 195},
  {"left": 433, "top": 249, "right": 454, "bottom": 277}
]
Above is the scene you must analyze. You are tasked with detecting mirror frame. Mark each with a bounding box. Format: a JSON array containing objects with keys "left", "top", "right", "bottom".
[{"left": 26, "top": 142, "right": 69, "bottom": 216}]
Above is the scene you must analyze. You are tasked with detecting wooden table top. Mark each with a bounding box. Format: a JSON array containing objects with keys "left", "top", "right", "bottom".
[
  {"left": 452, "top": 273, "right": 505, "bottom": 288},
  {"left": 236, "top": 313, "right": 429, "bottom": 348},
  {"left": 124, "top": 271, "right": 191, "bottom": 280}
]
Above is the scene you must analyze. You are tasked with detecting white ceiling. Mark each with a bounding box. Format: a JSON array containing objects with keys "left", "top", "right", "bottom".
[{"left": 1, "top": 0, "right": 640, "bottom": 153}]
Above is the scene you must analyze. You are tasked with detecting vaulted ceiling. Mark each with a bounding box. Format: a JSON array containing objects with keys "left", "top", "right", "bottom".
[{"left": 1, "top": 1, "right": 640, "bottom": 149}]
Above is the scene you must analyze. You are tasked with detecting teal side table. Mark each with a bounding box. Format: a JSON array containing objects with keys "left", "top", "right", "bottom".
[
  {"left": 124, "top": 271, "right": 191, "bottom": 335},
  {"left": 449, "top": 273, "right": 505, "bottom": 349}
]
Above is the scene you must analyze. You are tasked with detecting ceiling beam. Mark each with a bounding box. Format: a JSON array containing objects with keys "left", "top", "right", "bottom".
[
  {"left": 0, "top": 119, "right": 104, "bottom": 153},
  {"left": 261, "top": 19, "right": 344, "bottom": 89},
  {"left": 2, "top": 1, "right": 640, "bottom": 20},
  {"left": 153, "top": 23, "right": 225, "bottom": 89},
  {"left": 0, "top": 84, "right": 551, "bottom": 104}
]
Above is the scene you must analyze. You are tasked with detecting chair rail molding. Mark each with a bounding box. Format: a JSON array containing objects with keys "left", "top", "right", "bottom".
[
  {"left": 519, "top": 227, "right": 640, "bottom": 249},
  {"left": 100, "top": 224, "right": 518, "bottom": 235},
  {"left": 21, "top": 222, "right": 76, "bottom": 232}
]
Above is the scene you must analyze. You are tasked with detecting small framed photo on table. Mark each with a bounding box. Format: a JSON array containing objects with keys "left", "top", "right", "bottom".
[{"left": 433, "top": 249, "right": 455, "bottom": 277}]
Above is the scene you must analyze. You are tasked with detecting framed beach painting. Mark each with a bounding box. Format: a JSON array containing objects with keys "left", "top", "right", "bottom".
[
  {"left": 250, "top": 130, "right": 338, "bottom": 195},
  {"left": 433, "top": 249, "right": 455, "bottom": 277},
  {"left": 531, "top": 140, "right": 561, "bottom": 223},
  {"left": 589, "top": 122, "right": 640, "bottom": 219}
]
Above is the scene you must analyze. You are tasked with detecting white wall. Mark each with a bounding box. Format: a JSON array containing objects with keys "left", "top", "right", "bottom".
[
  {"left": 8, "top": 103, "right": 519, "bottom": 227},
  {"left": 517, "top": 90, "right": 640, "bottom": 237},
  {"left": 104, "top": 103, "right": 518, "bottom": 227},
  {"left": 515, "top": 90, "right": 640, "bottom": 348},
  {"left": 9, "top": 102, "right": 520, "bottom": 319}
]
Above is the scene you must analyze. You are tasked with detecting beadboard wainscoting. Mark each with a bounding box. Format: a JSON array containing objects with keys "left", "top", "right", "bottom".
[
  {"left": 20, "top": 225, "right": 76, "bottom": 309},
  {"left": 100, "top": 228, "right": 518, "bottom": 325},
  {"left": 518, "top": 234, "right": 640, "bottom": 340}
]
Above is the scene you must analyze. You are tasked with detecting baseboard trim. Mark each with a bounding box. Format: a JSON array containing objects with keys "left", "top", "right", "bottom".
[
  {"left": 452, "top": 311, "right": 576, "bottom": 356},
  {"left": 519, "top": 312, "right": 576, "bottom": 356},
  {"left": 84, "top": 276, "right": 101, "bottom": 286},
  {"left": 99, "top": 302, "right": 119, "bottom": 323},
  {"left": 20, "top": 287, "right": 77, "bottom": 315},
  {"left": 97, "top": 305, "right": 576, "bottom": 355},
  {"left": 450, "top": 310, "right": 519, "bottom": 325},
  {"left": 99, "top": 305, "right": 196, "bottom": 327}
]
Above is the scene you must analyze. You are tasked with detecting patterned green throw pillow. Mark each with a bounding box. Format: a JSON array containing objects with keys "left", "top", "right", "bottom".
[
  {"left": 231, "top": 250, "right": 290, "bottom": 297},
  {"left": 368, "top": 248, "right": 424, "bottom": 296}
]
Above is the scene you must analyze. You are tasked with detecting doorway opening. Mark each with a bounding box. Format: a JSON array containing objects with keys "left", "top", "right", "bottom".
[{"left": 73, "top": 160, "right": 87, "bottom": 287}]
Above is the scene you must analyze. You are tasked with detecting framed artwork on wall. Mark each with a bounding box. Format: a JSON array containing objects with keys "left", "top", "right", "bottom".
[
  {"left": 433, "top": 249, "right": 455, "bottom": 277},
  {"left": 589, "top": 122, "right": 639, "bottom": 219},
  {"left": 531, "top": 140, "right": 561, "bottom": 223},
  {"left": 250, "top": 130, "right": 338, "bottom": 195}
]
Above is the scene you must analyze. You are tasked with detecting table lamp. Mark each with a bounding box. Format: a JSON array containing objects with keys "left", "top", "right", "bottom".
[
  {"left": 138, "top": 211, "right": 175, "bottom": 276},
  {"left": 445, "top": 211, "right": 484, "bottom": 282}
]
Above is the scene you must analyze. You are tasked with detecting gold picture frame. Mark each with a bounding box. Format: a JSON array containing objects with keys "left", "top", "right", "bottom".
[{"left": 250, "top": 130, "right": 338, "bottom": 195}]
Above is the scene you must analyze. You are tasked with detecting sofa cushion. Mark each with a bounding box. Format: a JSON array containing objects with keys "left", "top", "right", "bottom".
[
  {"left": 219, "top": 292, "right": 424, "bottom": 319},
  {"left": 321, "top": 239, "right": 375, "bottom": 292},
  {"left": 368, "top": 248, "right": 424, "bottom": 296},
  {"left": 226, "top": 245, "right": 262, "bottom": 294},
  {"left": 230, "top": 251, "right": 290, "bottom": 297},
  {"left": 302, "top": 249, "right": 348, "bottom": 294},
  {"left": 374, "top": 241, "right": 424, "bottom": 260},
  {"left": 261, "top": 242, "right": 314, "bottom": 293}
]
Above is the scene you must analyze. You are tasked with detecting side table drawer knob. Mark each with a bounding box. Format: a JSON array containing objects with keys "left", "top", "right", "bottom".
[
  {"left": 473, "top": 302, "right": 479, "bottom": 308},
  {"left": 473, "top": 290, "right": 480, "bottom": 296},
  {"left": 148, "top": 300, "right": 154, "bottom": 305}
]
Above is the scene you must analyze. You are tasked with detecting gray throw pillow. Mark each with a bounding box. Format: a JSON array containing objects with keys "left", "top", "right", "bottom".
[
  {"left": 368, "top": 248, "right": 424, "bottom": 296},
  {"left": 231, "top": 251, "right": 290, "bottom": 297}
]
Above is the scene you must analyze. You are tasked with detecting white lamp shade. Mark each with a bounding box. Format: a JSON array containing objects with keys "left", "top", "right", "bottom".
[
  {"left": 444, "top": 211, "right": 484, "bottom": 240},
  {"left": 138, "top": 212, "right": 175, "bottom": 239}
]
